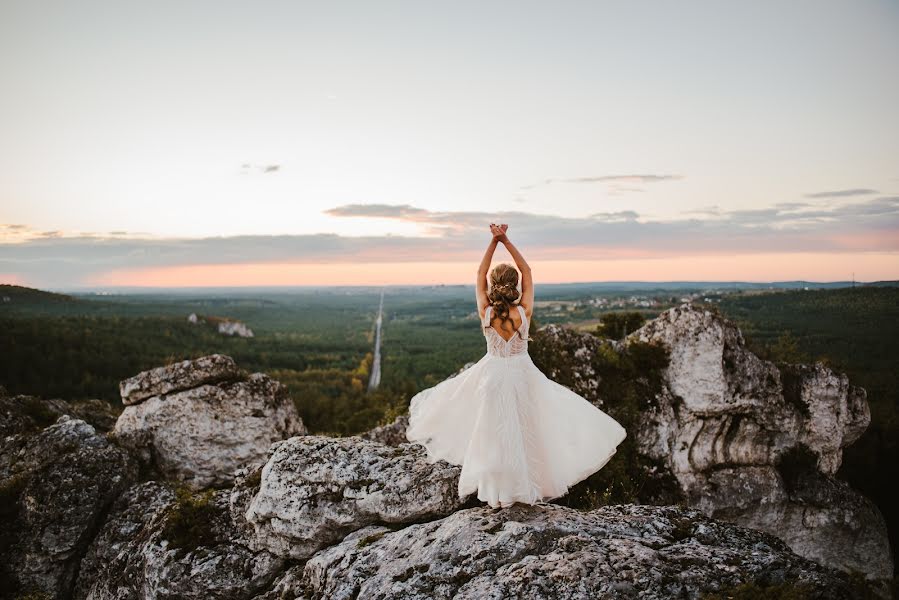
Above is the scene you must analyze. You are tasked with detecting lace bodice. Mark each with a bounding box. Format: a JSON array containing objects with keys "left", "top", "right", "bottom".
[{"left": 483, "top": 304, "right": 529, "bottom": 357}]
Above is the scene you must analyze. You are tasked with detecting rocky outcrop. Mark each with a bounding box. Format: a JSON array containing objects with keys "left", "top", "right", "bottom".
[
  {"left": 0, "top": 414, "right": 136, "bottom": 599},
  {"left": 625, "top": 303, "right": 891, "bottom": 581},
  {"left": 218, "top": 320, "right": 255, "bottom": 338},
  {"left": 266, "top": 503, "right": 868, "bottom": 600},
  {"left": 187, "top": 314, "right": 255, "bottom": 338},
  {"left": 119, "top": 353, "right": 244, "bottom": 406},
  {"left": 628, "top": 304, "right": 869, "bottom": 476},
  {"left": 238, "top": 434, "right": 469, "bottom": 560},
  {"left": 112, "top": 355, "right": 308, "bottom": 489},
  {"left": 66, "top": 431, "right": 874, "bottom": 600},
  {"left": 74, "top": 480, "right": 285, "bottom": 600}
]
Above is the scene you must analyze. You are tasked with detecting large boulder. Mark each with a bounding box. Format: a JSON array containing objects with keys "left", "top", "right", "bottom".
[
  {"left": 112, "top": 355, "right": 308, "bottom": 489},
  {"left": 284, "top": 503, "right": 871, "bottom": 599},
  {"left": 238, "top": 434, "right": 470, "bottom": 560},
  {"left": 73, "top": 480, "right": 285, "bottom": 600},
  {"left": 119, "top": 353, "right": 244, "bottom": 406},
  {"left": 625, "top": 303, "right": 891, "bottom": 581},
  {"left": 0, "top": 414, "right": 136, "bottom": 599}
]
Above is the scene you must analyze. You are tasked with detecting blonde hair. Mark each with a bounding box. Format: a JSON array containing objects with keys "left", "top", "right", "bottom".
[{"left": 484, "top": 263, "right": 524, "bottom": 340}]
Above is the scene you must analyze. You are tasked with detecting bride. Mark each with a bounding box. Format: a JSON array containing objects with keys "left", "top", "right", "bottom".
[{"left": 405, "top": 223, "right": 627, "bottom": 509}]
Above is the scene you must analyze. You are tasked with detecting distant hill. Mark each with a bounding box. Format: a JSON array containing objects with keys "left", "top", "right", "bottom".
[{"left": 0, "top": 284, "right": 76, "bottom": 304}]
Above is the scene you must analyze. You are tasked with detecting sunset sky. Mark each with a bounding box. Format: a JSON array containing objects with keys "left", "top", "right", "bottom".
[{"left": 1, "top": 0, "right": 897, "bottom": 289}]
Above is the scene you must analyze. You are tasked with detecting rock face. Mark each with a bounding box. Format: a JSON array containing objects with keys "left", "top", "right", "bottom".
[
  {"left": 273, "top": 503, "right": 867, "bottom": 600},
  {"left": 74, "top": 480, "right": 285, "bottom": 600},
  {"left": 625, "top": 303, "right": 891, "bottom": 581},
  {"left": 119, "top": 353, "right": 243, "bottom": 406},
  {"left": 218, "top": 320, "right": 255, "bottom": 338},
  {"left": 239, "top": 434, "right": 469, "bottom": 560},
  {"left": 0, "top": 414, "right": 136, "bottom": 599},
  {"left": 113, "top": 355, "right": 308, "bottom": 489}
]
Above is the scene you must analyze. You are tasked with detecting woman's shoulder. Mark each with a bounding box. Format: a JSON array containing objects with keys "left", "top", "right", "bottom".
[{"left": 517, "top": 302, "right": 532, "bottom": 320}]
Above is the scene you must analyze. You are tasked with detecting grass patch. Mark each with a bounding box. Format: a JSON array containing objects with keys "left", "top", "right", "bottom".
[{"left": 160, "top": 486, "right": 220, "bottom": 552}]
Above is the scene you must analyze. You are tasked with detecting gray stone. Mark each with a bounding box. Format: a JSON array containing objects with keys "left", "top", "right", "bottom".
[
  {"left": 113, "top": 368, "right": 308, "bottom": 489},
  {"left": 625, "top": 303, "right": 891, "bottom": 580},
  {"left": 74, "top": 480, "right": 285, "bottom": 600},
  {"left": 0, "top": 415, "right": 136, "bottom": 599},
  {"left": 240, "top": 435, "right": 468, "bottom": 560},
  {"left": 118, "top": 353, "right": 244, "bottom": 406},
  {"left": 298, "top": 503, "right": 868, "bottom": 600}
]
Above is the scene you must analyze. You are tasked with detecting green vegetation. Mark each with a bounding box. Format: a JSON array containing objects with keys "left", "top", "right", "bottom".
[
  {"left": 530, "top": 330, "right": 683, "bottom": 509},
  {"left": 356, "top": 530, "right": 388, "bottom": 548},
  {"left": 595, "top": 311, "right": 646, "bottom": 340},
  {"left": 161, "top": 486, "right": 220, "bottom": 552}
]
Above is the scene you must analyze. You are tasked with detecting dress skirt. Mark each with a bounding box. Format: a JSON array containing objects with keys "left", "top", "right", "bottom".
[{"left": 405, "top": 351, "right": 627, "bottom": 508}]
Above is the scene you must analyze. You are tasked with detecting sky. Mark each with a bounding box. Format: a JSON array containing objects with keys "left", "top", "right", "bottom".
[{"left": 1, "top": 0, "right": 897, "bottom": 289}]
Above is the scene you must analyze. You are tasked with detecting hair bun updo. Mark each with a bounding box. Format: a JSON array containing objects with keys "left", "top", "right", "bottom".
[{"left": 485, "top": 263, "right": 525, "bottom": 340}]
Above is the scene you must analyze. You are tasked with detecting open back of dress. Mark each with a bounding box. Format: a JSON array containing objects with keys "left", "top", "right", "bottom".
[{"left": 483, "top": 304, "right": 529, "bottom": 358}]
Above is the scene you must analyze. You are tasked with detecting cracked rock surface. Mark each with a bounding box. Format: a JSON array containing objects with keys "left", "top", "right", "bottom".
[
  {"left": 113, "top": 355, "right": 308, "bottom": 489},
  {"left": 285, "top": 503, "right": 866, "bottom": 600},
  {"left": 240, "top": 434, "right": 468, "bottom": 560}
]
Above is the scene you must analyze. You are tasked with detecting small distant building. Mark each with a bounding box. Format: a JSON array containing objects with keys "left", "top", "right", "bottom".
[{"left": 187, "top": 313, "right": 198, "bottom": 323}]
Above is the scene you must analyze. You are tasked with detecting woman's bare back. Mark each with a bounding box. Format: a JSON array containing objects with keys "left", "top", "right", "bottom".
[{"left": 487, "top": 306, "right": 525, "bottom": 342}]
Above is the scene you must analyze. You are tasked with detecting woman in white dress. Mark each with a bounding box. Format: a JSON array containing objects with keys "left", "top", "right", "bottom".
[{"left": 405, "top": 223, "right": 627, "bottom": 508}]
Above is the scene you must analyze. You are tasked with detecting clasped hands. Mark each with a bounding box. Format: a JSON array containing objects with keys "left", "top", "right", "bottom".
[{"left": 489, "top": 223, "right": 509, "bottom": 243}]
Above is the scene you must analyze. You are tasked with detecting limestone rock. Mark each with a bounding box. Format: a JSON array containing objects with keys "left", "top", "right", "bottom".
[
  {"left": 113, "top": 359, "right": 308, "bottom": 489},
  {"left": 240, "top": 435, "right": 468, "bottom": 560},
  {"left": 74, "top": 480, "right": 285, "bottom": 600},
  {"left": 218, "top": 320, "right": 255, "bottom": 338},
  {"left": 359, "top": 413, "right": 410, "bottom": 446},
  {"left": 0, "top": 415, "right": 136, "bottom": 599},
  {"left": 297, "top": 503, "right": 868, "bottom": 600},
  {"left": 624, "top": 303, "right": 891, "bottom": 580},
  {"left": 628, "top": 303, "right": 869, "bottom": 476},
  {"left": 118, "top": 353, "right": 244, "bottom": 406}
]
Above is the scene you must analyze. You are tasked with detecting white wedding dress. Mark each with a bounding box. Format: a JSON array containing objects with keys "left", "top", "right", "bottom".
[{"left": 405, "top": 304, "right": 627, "bottom": 508}]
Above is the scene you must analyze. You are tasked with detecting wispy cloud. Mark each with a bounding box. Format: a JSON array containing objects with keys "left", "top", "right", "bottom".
[
  {"left": 2, "top": 197, "right": 896, "bottom": 287},
  {"left": 587, "top": 210, "right": 640, "bottom": 221},
  {"left": 324, "top": 204, "right": 431, "bottom": 219},
  {"left": 521, "top": 173, "right": 683, "bottom": 191},
  {"left": 240, "top": 163, "right": 281, "bottom": 174},
  {"left": 804, "top": 188, "right": 878, "bottom": 198}
]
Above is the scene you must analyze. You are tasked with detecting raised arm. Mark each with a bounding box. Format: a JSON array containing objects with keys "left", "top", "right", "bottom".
[
  {"left": 476, "top": 237, "right": 499, "bottom": 320},
  {"left": 502, "top": 237, "right": 534, "bottom": 319}
]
